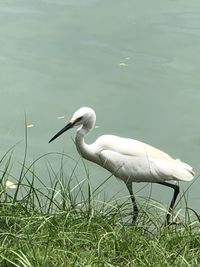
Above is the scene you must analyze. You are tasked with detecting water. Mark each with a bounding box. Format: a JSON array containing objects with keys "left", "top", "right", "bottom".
[{"left": 0, "top": 0, "right": 200, "bottom": 210}]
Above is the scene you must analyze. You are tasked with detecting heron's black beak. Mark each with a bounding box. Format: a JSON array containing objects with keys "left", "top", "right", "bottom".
[{"left": 49, "top": 122, "right": 74, "bottom": 143}]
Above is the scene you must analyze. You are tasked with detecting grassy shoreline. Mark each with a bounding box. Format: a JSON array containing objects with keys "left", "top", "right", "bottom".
[{"left": 0, "top": 146, "right": 200, "bottom": 266}]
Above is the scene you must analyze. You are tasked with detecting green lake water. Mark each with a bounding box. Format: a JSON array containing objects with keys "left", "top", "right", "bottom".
[{"left": 0, "top": 0, "right": 200, "bottom": 210}]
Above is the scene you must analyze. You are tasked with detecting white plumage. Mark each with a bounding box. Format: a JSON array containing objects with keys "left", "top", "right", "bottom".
[
  {"left": 49, "top": 107, "right": 195, "bottom": 224},
  {"left": 88, "top": 134, "right": 194, "bottom": 183}
]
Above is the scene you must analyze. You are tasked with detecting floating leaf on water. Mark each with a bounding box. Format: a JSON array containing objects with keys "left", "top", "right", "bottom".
[
  {"left": 119, "top": 63, "right": 128, "bottom": 67},
  {"left": 27, "top": 124, "right": 34, "bottom": 128},
  {"left": 57, "top": 116, "right": 65, "bottom": 120},
  {"left": 5, "top": 180, "right": 17, "bottom": 189}
]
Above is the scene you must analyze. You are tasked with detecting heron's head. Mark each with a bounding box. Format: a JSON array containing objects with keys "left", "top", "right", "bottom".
[{"left": 49, "top": 107, "right": 96, "bottom": 143}]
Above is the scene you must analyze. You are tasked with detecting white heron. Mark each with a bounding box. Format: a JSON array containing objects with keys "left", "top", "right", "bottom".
[{"left": 49, "top": 107, "right": 195, "bottom": 224}]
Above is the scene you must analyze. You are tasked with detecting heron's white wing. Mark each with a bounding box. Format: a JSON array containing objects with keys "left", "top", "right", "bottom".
[
  {"left": 99, "top": 149, "right": 194, "bottom": 183},
  {"left": 96, "top": 135, "right": 172, "bottom": 161},
  {"left": 98, "top": 149, "right": 166, "bottom": 182}
]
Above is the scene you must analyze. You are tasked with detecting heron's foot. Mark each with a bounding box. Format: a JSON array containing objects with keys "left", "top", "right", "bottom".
[
  {"left": 132, "top": 218, "right": 138, "bottom": 225},
  {"left": 164, "top": 220, "right": 180, "bottom": 227}
]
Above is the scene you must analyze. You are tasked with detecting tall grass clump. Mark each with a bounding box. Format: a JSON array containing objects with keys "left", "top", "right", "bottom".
[{"left": 0, "top": 138, "right": 200, "bottom": 266}]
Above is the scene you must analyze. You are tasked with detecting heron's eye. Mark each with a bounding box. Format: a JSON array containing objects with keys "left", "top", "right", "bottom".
[{"left": 74, "top": 116, "right": 83, "bottom": 123}]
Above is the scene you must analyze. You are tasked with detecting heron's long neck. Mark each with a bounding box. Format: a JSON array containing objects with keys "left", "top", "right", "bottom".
[{"left": 75, "top": 125, "right": 94, "bottom": 162}]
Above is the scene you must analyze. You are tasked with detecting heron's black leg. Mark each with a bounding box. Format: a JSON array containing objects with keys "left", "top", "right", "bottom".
[
  {"left": 158, "top": 181, "right": 180, "bottom": 225},
  {"left": 125, "top": 182, "right": 139, "bottom": 223}
]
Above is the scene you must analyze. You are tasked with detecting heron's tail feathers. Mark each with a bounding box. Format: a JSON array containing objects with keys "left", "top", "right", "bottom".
[{"left": 173, "top": 159, "right": 195, "bottom": 181}]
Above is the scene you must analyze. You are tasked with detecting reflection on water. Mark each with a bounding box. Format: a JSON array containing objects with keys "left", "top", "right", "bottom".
[{"left": 0, "top": 0, "right": 200, "bottom": 209}]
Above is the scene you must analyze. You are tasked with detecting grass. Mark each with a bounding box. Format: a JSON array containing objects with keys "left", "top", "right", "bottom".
[{"left": 0, "top": 141, "right": 200, "bottom": 266}]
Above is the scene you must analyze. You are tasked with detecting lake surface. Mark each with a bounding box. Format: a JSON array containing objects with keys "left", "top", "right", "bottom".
[{"left": 0, "top": 0, "right": 200, "bottom": 211}]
